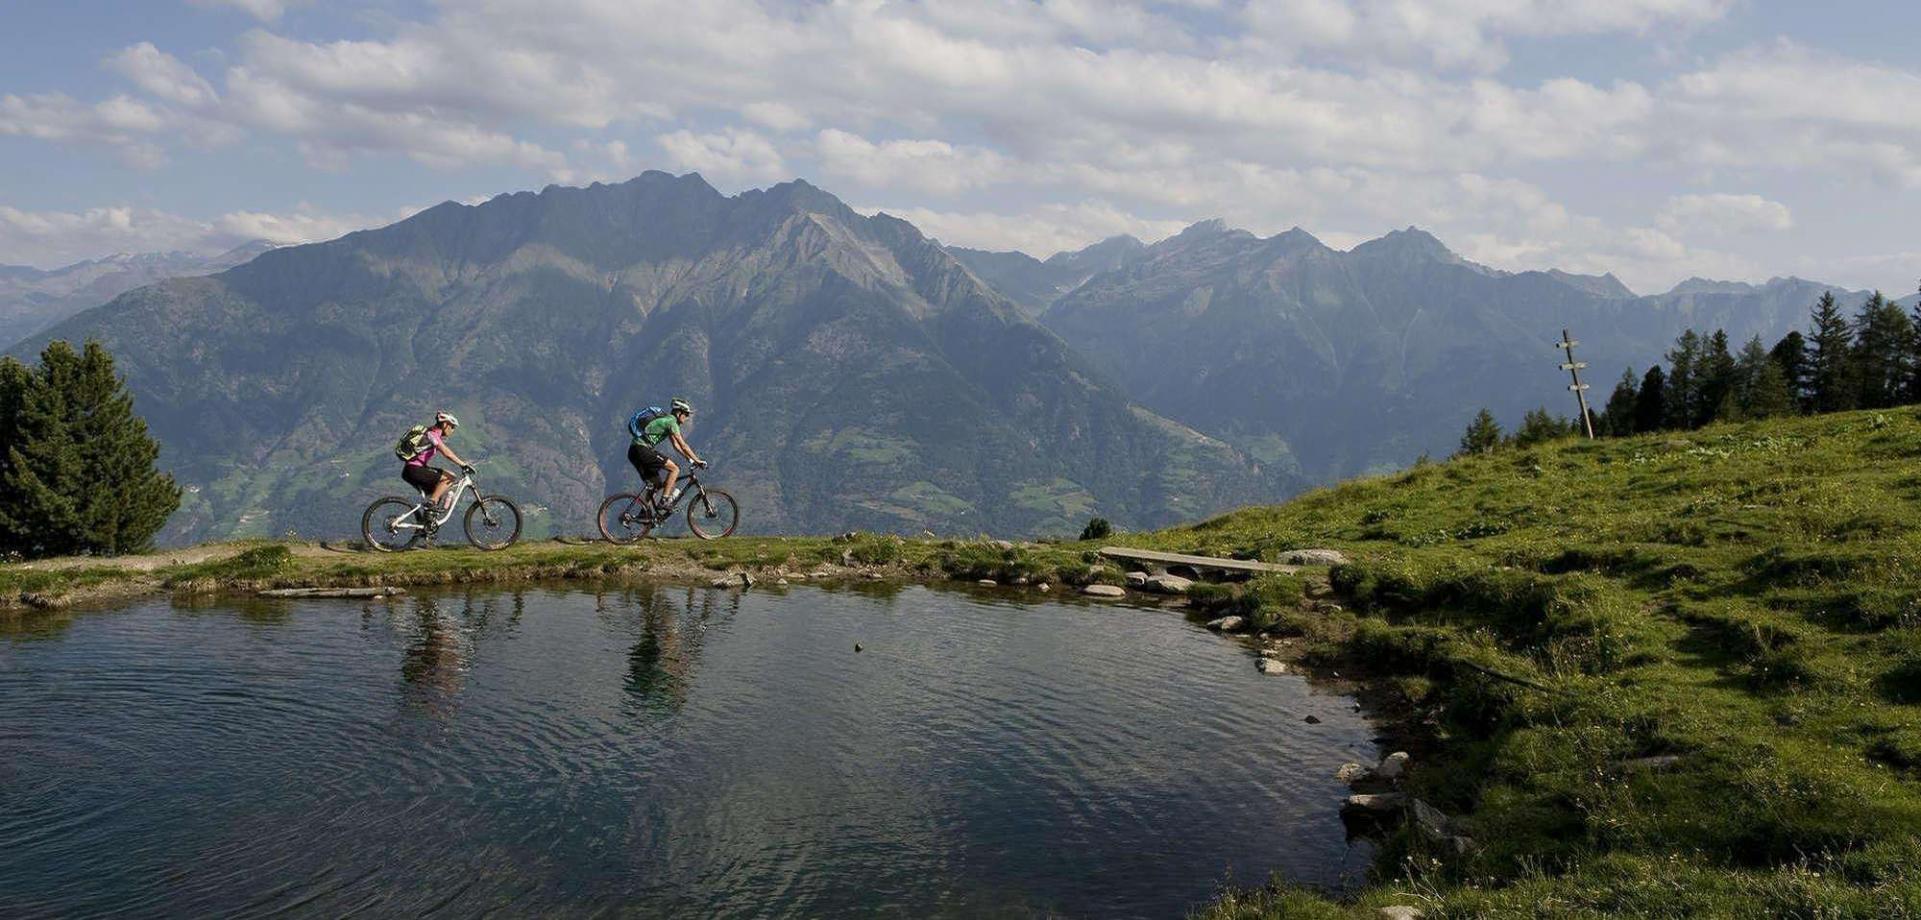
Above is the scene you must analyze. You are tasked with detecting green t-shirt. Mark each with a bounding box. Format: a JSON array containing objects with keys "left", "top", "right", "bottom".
[{"left": 639, "top": 414, "right": 680, "bottom": 448}]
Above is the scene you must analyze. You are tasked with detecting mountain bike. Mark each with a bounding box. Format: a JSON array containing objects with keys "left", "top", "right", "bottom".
[
  {"left": 362, "top": 465, "right": 523, "bottom": 552},
  {"left": 598, "top": 465, "right": 739, "bottom": 543}
]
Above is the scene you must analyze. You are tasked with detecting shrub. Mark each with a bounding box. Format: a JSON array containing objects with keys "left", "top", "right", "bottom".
[{"left": 1078, "top": 517, "right": 1113, "bottom": 541}]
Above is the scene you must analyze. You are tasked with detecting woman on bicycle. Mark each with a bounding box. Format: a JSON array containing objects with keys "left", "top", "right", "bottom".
[
  {"left": 629, "top": 398, "right": 706, "bottom": 514},
  {"left": 403, "top": 411, "right": 473, "bottom": 513}
]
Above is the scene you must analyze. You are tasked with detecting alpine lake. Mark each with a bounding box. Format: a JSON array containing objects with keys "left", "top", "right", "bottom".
[{"left": 1, "top": 581, "right": 1377, "bottom": 918}]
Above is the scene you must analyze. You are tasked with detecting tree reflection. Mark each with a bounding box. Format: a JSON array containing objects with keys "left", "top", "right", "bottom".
[
  {"left": 603, "top": 585, "right": 738, "bottom": 716},
  {"left": 399, "top": 597, "right": 469, "bottom": 717}
]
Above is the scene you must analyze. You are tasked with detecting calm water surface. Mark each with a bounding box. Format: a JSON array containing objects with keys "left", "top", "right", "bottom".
[{"left": 0, "top": 583, "right": 1375, "bottom": 918}]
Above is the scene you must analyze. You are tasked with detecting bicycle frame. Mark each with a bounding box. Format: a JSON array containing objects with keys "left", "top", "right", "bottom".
[
  {"left": 392, "top": 471, "right": 477, "bottom": 532},
  {"left": 620, "top": 469, "right": 710, "bottom": 523}
]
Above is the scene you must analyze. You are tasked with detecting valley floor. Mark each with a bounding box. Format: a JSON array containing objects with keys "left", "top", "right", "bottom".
[{"left": 9, "top": 408, "right": 1921, "bottom": 918}]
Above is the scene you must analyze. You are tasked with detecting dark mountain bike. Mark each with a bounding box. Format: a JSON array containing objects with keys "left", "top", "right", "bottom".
[
  {"left": 362, "top": 465, "right": 523, "bottom": 552},
  {"left": 598, "top": 466, "right": 739, "bottom": 543}
]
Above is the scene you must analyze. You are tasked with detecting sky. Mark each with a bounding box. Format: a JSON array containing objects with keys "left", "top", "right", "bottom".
[{"left": 1, "top": 0, "right": 1917, "bottom": 295}]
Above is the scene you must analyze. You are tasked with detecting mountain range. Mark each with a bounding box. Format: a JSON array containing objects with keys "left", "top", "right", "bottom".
[
  {"left": 0, "top": 242, "right": 277, "bottom": 349},
  {"left": 15, "top": 174, "right": 1285, "bottom": 542},
  {"left": 11, "top": 173, "right": 1903, "bottom": 543}
]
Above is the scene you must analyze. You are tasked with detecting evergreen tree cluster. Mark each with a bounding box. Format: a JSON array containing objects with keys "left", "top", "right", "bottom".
[
  {"left": 1460, "top": 284, "right": 1921, "bottom": 455},
  {"left": 0, "top": 340, "right": 180, "bottom": 559}
]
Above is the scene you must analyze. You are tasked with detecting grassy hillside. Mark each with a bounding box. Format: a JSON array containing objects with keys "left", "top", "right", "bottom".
[{"left": 1133, "top": 408, "right": 1921, "bottom": 917}]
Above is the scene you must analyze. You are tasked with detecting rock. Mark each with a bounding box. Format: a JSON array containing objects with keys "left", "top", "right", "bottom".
[
  {"left": 1314, "top": 601, "right": 1345, "bottom": 614},
  {"left": 258, "top": 587, "right": 405, "bottom": 599},
  {"left": 1378, "top": 907, "right": 1423, "bottom": 920},
  {"left": 1125, "top": 570, "right": 1150, "bottom": 587},
  {"left": 739, "top": 572, "right": 755, "bottom": 588},
  {"left": 1410, "top": 798, "right": 1452, "bottom": 839},
  {"left": 1037, "top": 582, "right": 1052, "bottom": 592},
  {"left": 991, "top": 540, "right": 1015, "bottom": 551},
  {"left": 1304, "top": 581, "right": 1335, "bottom": 600},
  {"left": 1082, "top": 584, "right": 1126, "bottom": 598},
  {"left": 1257, "top": 657, "right": 1288, "bottom": 675},
  {"left": 978, "top": 579, "right": 998, "bottom": 587},
  {"left": 1205, "top": 615, "right": 1246, "bottom": 632},
  {"left": 1304, "top": 714, "right": 1322, "bottom": 724},
  {"left": 710, "top": 577, "right": 735, "bottom": 589},
  {"left": 1376, "top": 751, "right": 1410, "bottom": 780},
  {"left": 836, "top": 531, "right": 860, "bottom": 542},
  {"left": 1280, "top": 549, "right": 1350, "bottom": 566},
  {"left": 1146, "top": 574, "right": 1194, "bottom": 595},
  {"left": 1011, "top": 576, "right": 1029, "bottom": 586},
  {"left": 1343, "top": 792, "right": 1405, "bottom": 814},
  {"left": 865, "top": 572, "right": 884, "bottom": 580},
  {"left": 840, "top": 549, "right": 856, "bottom": 566},
  {"left": 1624, "top": 754, "right": 1685, "bottom": 772},
  {"left": 1335, "top": 763, "right": 1369, "bottom": 785},
  {"left": 775, "top": 578, "right": 790, "bottom": 586},
  {"left": 921, "top": 530, "right": 937, "bottom": 538}
]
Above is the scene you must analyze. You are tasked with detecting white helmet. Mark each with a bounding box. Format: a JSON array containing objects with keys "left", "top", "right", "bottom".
[{"left": 435, "top": 411, "right": 459, "bottom": 428}]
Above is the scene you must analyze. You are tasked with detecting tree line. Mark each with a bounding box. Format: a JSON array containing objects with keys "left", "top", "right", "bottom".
[
  {"left": 1459, "top": 285, "right": 1921, "bottom": 456},
  {"left": 1, "top": 340, "right": 179, "bottom": 559}
]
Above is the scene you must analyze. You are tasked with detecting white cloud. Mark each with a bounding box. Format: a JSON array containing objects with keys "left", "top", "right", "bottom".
[
  {"left": 1657, "top": 194, "right": 1793, "bottom": 237},
  {"left": 107, "top": 43, "right": 219, "bottom": 109},
  {"left": 0, "top": 203, "right": 390, "bottom": 268},
  {"left": 657, "top": 128, "right": 787, "bottom": 183},
  {"left": 814, "top": 130, "right": 1009, "bottom": 196},
  {"left": 188, "top": 0, "right": 305, "bottom": 22}
]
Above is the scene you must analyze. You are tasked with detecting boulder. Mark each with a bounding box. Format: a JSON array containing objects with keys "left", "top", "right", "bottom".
[
  {"left": 1036, "top": 583, "right": 1052, "bottom": 592},
  {"left": 978, "top": 579, "right": 998, "bottom": 587},
  {"left": 1314, "top": 602, "right": 1345, "bottom": 614},
  {"left": 1280, "top": 549, "right": 1350, "bottom": 566},
  {"left": 1205, "top": 615, "right": 1246, "bottom": 632},
  {"left": 1410, "top": 798, "right": 1452, "bottom": 839},
  {"left": 1146, "top": 574, "right": 1194, "bottom": 595},
  {"left": 1257, "top": 657, "right": 1288, "bottom": 675},
  {"left": 1335, "top": 762, "right": 1369, "bottom": 785},
  {"left": 991, "top": 540, "right": 1015, "bottom": 551},
  {"left": 710, "top": 577, "right": 736, "bottom": 589},
  {"left": 1378, "top": 907, "right": 1423, "bottom": 920},
  {"left": 1125, "top": 571, "right": 1150, "bottom": 587},
  {"left": 775, "top": 578, "right": 790, "bottom": 586},
  {"left": 1376, "top": 751, "right": 1410, "bottom": 781},
  {"left": 1304, "top": 714, "right": 1322, "bottom": 724},
  {"left": 1082, "top": 584, "right": 1126, "bottom": 598},
  {"left": 1342, "top": 792, "right": 1405, "bottom": 814}
]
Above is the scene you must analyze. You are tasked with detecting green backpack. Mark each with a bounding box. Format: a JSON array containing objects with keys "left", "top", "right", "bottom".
[{"left": 393, "top": 424, "right": 431, "bottom": 461}]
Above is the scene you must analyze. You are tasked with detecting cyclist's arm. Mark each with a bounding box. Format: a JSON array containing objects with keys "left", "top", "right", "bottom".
[
  {"left": 668, "top": 432, "right": 702, "bottom": 466},
  {"left": 438, "top": 441, "right": 470, "bottom": 468}
]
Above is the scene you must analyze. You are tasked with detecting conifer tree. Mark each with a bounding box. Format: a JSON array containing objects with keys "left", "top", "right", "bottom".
[
  {"left": 1634, "top": 366, "right": 1667, "bottom": 433},
  {"left": 1853, "top": 291, "right": 1916, "bottom": 410},
  {"left": 1735, "top": 336, "right": 1794, "bottom": 419},
  {"left": 1664, "top": 329, "right": 1702, "bottom": 429},
  {"left": 1807, "top": 291, "right": 1857, "bottom": 413},
  {"left": 0, "top": 341, "right": 180, "bottom": 558},
  {"left": 1456, "top": 409, "right": 1503, "bottom": 457},
  {"left": 1512, "top": 407, "right": 1574, "bottom": 447},
  {"left": 1700, "top": 329, "right": 1739, "bottom": 425},
  {"left": 1769, "top": 330, "right": 1811, "bottom": 412},
  {"left": 1599, "top": 368, "right": 1639, "bottom": 437}
]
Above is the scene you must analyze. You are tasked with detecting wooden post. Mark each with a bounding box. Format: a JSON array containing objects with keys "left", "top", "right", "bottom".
[{"left": 1557, "top": 328, "right": 1596, "bottom": 439}]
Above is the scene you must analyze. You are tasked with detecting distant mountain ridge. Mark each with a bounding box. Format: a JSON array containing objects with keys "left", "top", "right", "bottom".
[
  {"left": 0, "top": 242, "right": 276, "bottom": 349},
  {"left": 18, "top": 174, "right": 1289, "bottom": 543}
]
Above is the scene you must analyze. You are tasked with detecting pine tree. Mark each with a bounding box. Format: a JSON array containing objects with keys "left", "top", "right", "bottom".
[
  {"left": 1807, "top": 291, "right": 1857, "bottom": 413},
  {"left": 1768, "top": 330, "right": 1811, "bottom": 412},
  {"left": 1909, "top": 283, "right": 1921, "bottom": 404},
  {"left": 1512, "top": 407, "right": 1574, "bottom": 447},
  {"left": 0, "top": 340, "right": 180, "bottom": 558},
  {"left": 1699, "top": 329, "right": 1739, "bottom": 425},
  {"left": 1853, "top": 291, "right": 1916, "bottom": 410},
  {"left": 1598, "top": 368, "right": 1639, "bottom": 437},
  {"left": 1634, "top": 366, "right": 1668, "bottom": 433},
  {"left": 1735, "top": 336, "right": 1793, "bottom": 419},
  {"left": 1664, "top": 329, "right": 1703, "bottom": 429},
  {"left": 1456, "top": 409, "right": 1504, "bottom": 457}
]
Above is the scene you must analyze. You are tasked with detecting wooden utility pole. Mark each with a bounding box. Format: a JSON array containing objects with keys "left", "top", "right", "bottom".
[{"left": 1557, "top": 328, "right": 1596, "bottom": 439}]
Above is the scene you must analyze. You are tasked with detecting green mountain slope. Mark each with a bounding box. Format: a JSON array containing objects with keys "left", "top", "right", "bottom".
[
  {"left": 18, "top": 173, "right": 1295, "bottom": 543},
  {"left": 1115, "top": 409, "right": 1921, "bottom": 916}
]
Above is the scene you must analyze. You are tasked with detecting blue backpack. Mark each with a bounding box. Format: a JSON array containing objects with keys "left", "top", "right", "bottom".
[{"left": 627, "top": 405, "right": 664, "bottom": 441}]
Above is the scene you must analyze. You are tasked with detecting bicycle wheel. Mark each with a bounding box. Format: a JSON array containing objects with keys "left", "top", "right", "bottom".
[
  {"left": 363, "top": 497, "right": 426, "bottom": 552},
  {"left": 687, "top": 488, "right": 740, "bottom": 540},
  {"left": 598, "top": 493, "right": 654, "bottom": 544},
  {"left": 464, "top": 495, "right": 522, "bottom": 550}
]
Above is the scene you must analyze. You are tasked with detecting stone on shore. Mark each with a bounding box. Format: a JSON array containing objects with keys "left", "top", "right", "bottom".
[
  {"left": 978, "top": 579, "right": 998, "bottom": 587},
  {"left": 1280, "top": 549, "right": 1350, "bottom": 566},
  {"left": 1343, "top": 792, "right": 1405, "bottom": 814},
  {"left": 1257, "top": 657, "right": 1288, "bottom": 675},
  {"left": 1378, "top": 907, "right": 1423, "bottom": 920},
  {"left": 1335, "top": 762, "right": 1369, "bottom": 785},
  {"left": 1205, "top": 614, "right": 1246, "bottom": 631},
  {"left": 1146, "top": 574, "right": 1194, "bottom": 595},
  {"left": 258, "top": 586, "right": 406, "bottom": 599},
  {"left": 1376, "top": 751, "right": 1410, "bottom": 780},
  {"left": 1082, "top": 584, "right": 1126, "bottom": 598},
  {"left": 1125, "top": 571, "right": 1150, "bottom": 587}
]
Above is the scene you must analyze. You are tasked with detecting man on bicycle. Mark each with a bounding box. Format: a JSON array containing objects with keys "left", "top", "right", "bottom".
[
  {"left": 402, "top": 411, "right": 473, "bottom": 515},
  {"left": 628, "top": 398, "right": 706, "bottom": 514}
]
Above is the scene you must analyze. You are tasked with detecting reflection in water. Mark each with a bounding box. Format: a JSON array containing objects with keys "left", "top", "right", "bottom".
[{"left": 0, "top": 585, "right": 1377, "bottom": 919}]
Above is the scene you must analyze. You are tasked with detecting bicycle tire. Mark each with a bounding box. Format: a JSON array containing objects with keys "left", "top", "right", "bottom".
[
  {"left": 362, "top": 496, "right": 426, "bottom": 552},
  {"left": 687, "top": 488, "right": 740, "bottom": 540},
  {"left": 464, "top": 495, "right": 522, "bottom": 550},
  {"left": 597, "top": 493, "right": 654, "bottom": 544}
]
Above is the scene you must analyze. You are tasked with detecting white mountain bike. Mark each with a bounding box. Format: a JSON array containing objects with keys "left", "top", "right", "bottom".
[{"left": 361, "top": 465, "right": 522, "bottom": 552}]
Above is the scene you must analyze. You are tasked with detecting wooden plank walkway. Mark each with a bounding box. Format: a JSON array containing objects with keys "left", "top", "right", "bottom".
[{"left": 1097, "top": 546, "right": 1299, "bottom": 575}]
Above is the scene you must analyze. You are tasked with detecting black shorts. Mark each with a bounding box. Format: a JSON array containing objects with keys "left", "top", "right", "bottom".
[
  {"left": 628, "top": 442, "right": 668, "bottom": 481},
  {"left": 402, "top": 464, "right": 448, "bottom": 495}
]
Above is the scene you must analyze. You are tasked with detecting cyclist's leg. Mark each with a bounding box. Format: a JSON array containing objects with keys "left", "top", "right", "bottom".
[
  {"left": 658, "top": 459, "right": 680, "bottom": 507},
  {"left": 401, "top": 464, "right": 439, "bottom": 518},
  {"left": 428, "top": 469, "right": 455, "bottom": 509}
]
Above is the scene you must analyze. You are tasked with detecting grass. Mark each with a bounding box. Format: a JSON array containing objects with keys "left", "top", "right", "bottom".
[
  {"left": 1153, "top": 408, "right": 1921, "bottom": 918},
  {"left": 9, "top": 408, "right": 1921, "bottom": 916}
]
